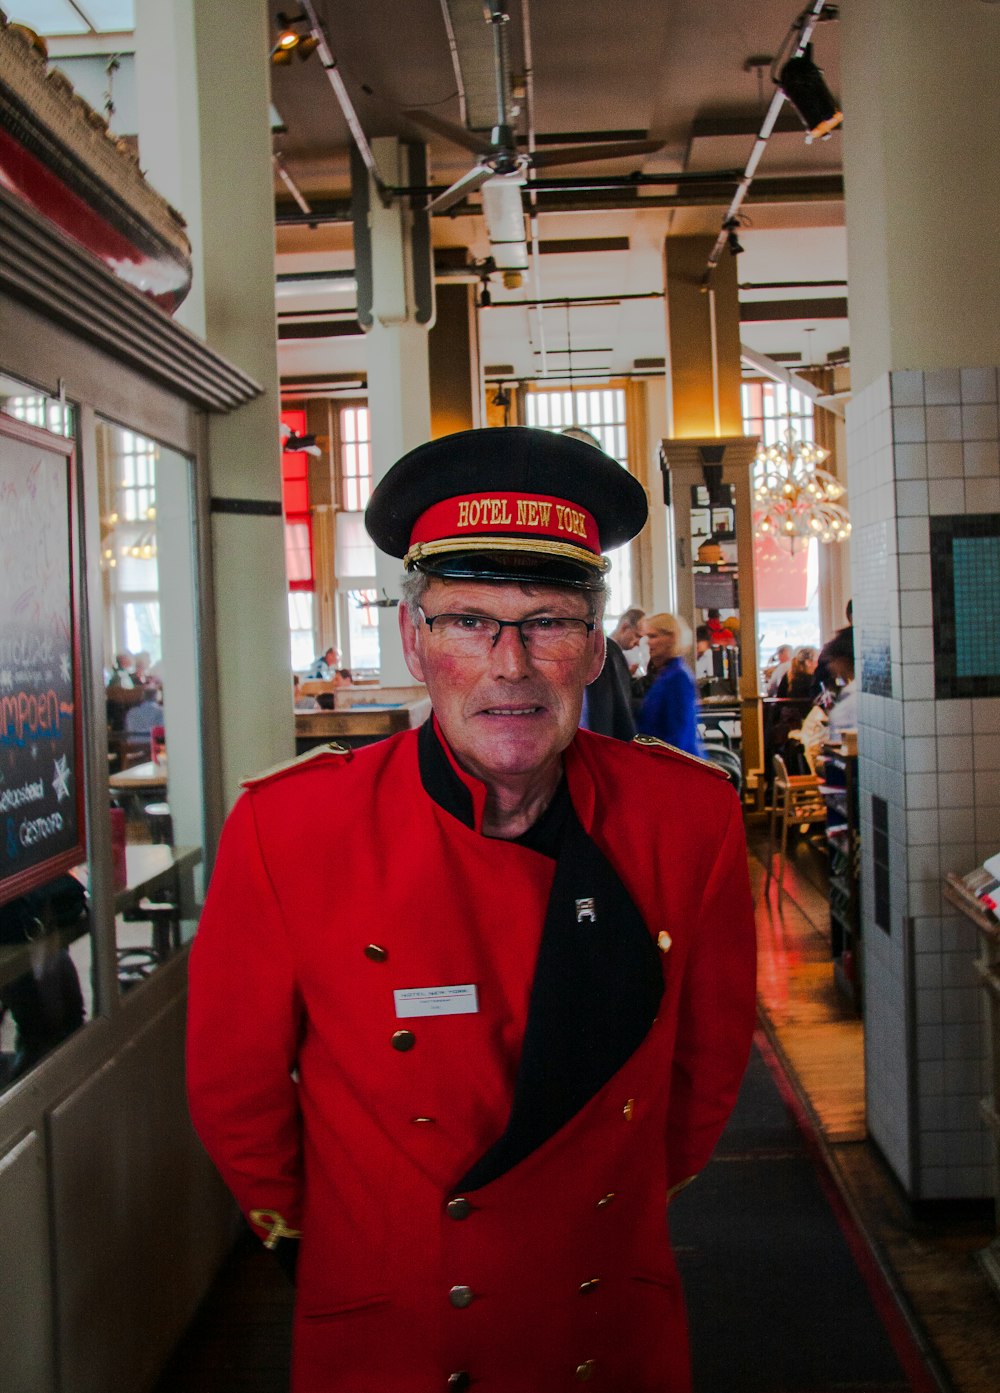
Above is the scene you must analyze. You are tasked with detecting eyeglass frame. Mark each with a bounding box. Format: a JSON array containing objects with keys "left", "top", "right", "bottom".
[{"left": 416, "top": 606, "right": 597, "bottom": 658}]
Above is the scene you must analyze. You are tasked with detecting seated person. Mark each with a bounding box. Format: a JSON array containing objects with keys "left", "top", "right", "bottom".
[
  {"left": 124, "top": 686, "right": 164, "bottom": 735},
  {"left": 765, "top": 644, "right": 793, "bottom": 694},
  {"left": 308, "top": 647, "right": 341, "bottom": 681}
]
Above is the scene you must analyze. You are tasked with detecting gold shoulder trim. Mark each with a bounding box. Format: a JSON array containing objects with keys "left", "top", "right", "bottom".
[
  {"left": 667, "top": 1175, "right": 697, "bottom": 1201},
  {"left": 632, "top": 733, "right": 729, "bottom": 779},
  {"left": 241, "top": 741, "right": 352, "bottom": 789},
  {"left": 404, "top": 535, "right": 610, "bottom": 573}
]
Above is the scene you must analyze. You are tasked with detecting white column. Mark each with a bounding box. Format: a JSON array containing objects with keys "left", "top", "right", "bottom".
[
  {"left": 363, "top": 138, "right": 434, "bottom": 685},
  {"left": 134, "top": 0, "right": 293, "bottom": 803}
]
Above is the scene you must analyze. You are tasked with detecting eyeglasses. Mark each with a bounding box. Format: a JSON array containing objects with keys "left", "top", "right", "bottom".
[{"left": 418, "top": 608, "right": 595, "bottom": 661}]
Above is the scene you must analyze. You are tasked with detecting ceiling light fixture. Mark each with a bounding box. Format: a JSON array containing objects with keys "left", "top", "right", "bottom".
[
  {"left": 724, "top": 219, "right": 745, "bottom": 256},
  {"left": 480, "top": 173, "right": 529, "bottom": 275},
  {"left": 271, "top": 12, "right": 319, "bottom": 64},
  {"left": 753, "top": 429, "right": 851, "bottom": 549},
  {"left": 776, "top": 41, "right": 843, "bottom": 141}
]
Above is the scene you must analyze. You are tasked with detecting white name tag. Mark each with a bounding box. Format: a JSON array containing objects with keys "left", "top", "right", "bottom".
[{"left": 393, "top": 983, "right": 479, "bottom": 1018}]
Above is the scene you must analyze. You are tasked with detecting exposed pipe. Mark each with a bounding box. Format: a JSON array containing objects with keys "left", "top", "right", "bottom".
[
  {"left": 701, "top": 0, "right": 832, "bottom": 284},
  {"left": 273, "top": 154, "right": 312, "bottom": 216},
  {"left": 520, "top": 0, "right": 548, "bottom": 377},
  {"left": 299, "top": 0, "right": 388, "bottom": 203}
]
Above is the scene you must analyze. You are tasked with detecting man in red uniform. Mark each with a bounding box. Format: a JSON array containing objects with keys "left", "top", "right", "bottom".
[{"left": 187, "top": 427, "right": 756, "bottom": 1392}]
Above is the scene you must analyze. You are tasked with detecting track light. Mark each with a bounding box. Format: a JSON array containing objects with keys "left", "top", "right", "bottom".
[
  {"left": 777, "top": 43, "right": 843, "bottom": 141},
  {"left": 724, "top": 220, "right": 745, "bottom": 256},
  {"left": 271, "top": 12, "right": 319, "bottom": 65}
]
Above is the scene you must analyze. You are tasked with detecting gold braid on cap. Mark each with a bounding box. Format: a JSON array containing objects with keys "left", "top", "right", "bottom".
[{"left": 403, "top": 535, "right": 611, "bottom": 573}]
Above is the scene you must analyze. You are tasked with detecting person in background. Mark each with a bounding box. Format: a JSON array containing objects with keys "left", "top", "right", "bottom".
[
  {"left": 124, "top": 684, "right": 164, "bottom": 735},
  {"left": 579, "top": 632, "right": 635, "bottom": 741},
  {"left": 187, "top": 426, "right": 755, "bottom": 1393},
  {"left": 822, "top": 628, "right": 857, "bottom": 746},
  {"left": 635, "top": 613, "right": 703, "bottom": 757},
  {"left": 764, "top": 644, "right": 793, "bottom": 695},
  {"left": 694, "top": 624, "right": 715, "bottom": 682},
  {"left": 609, "top": 606, "right": 647, "bottom": 675},
  {"left": 776, "top": 646, "right": 818, "bottom": 700},
  {"left": 308, "top": 646, "right": 341, "bottom": 681},
  {"left": 107, "top": 652, "right": 135, "bottom": 689}
]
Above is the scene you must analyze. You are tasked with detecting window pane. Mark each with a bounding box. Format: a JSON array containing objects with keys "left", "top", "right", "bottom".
[{"left": 98, "top": 422, "right": 204, "bottom": 993}]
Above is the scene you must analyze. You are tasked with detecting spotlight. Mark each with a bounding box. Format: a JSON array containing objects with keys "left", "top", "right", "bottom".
[
  {"left": 724, "top": 220, "right": 745, "bottom": 256},
  {"left": 777, "top": 43, "right": 843, "bottom": 141},
  {"left": 271, "top": 12, "right": 318, "bottom": 65},
  {"left": 479, "top": 280, "right": 492, "bottom": 307}
]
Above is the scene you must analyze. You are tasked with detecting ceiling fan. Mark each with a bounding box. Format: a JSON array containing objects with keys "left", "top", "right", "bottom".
[{"left": 405, "top": 2, "right": 663, "bottom": 216}]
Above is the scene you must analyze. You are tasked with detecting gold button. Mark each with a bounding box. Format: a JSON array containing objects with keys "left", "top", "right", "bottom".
[
  {"left": 579, "top": 1277, "right": 601, "bottom": 1294},
  {"left": 392, "top": 1030, "right": 416, "bottom": 1052},
  {"left": 449, "top": 1284, "right": 474, "bottom": 1308},
  {"left": 447, "top": 1375, "right": 472, "bottom": 1391},
  {"left": 622, "top": 1097, "right": 635, "bottom": 1121},
  {"left": 364, "top": 943, "right": 389, "bottom": 962},
  {"left": 411, "top": 1115, "right": 436, "bottom": 1125},
  {"left": 446, "top": 1197, "right": 472, "bottom": 1220},
  {"left": 575, "top": 1360, "right": 596, "bottom": 1381},
  {"left": 596, "top": 1192, "right": 616, "bottom": 1208}
]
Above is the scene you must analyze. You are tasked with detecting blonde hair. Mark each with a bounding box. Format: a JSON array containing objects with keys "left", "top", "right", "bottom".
[{"left": 644, "top": 612, "right": 692, "bottom": 653}]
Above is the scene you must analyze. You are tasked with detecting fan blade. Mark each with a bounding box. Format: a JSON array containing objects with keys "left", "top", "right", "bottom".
[
  {"left": 528, "top": 139, "right": 664, "bottom": 169},
  {"left": 404, "top": 108, "right": 494, "bottom": 157},
  {"left": 427, "top": 163, "right": 495, "bottom": 214}
]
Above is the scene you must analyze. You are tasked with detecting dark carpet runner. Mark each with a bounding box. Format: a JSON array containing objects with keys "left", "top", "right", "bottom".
[
  {"left": 670, "top": 1030, "right": 939, "bottom": 1393},
  {"left": 156, "top": 1031, "right": 941, "bottom": 1392}
]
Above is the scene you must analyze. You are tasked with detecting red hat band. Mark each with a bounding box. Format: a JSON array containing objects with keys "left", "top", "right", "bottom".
[{"left": 408, "top": 490, "right": 602, "bottom": 558}]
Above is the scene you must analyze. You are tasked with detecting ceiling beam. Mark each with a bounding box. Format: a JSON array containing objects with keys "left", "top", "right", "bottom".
[{"left": 740, "top": 344, "right": 846, "bottom": 419}]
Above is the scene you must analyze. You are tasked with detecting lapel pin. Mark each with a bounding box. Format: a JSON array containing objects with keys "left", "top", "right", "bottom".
[
  {"left": 575, "top": 897, "right": 596, "bottom": 923},
  {"left": 657, "top": 930, "right": 672, "bottom": 953}
]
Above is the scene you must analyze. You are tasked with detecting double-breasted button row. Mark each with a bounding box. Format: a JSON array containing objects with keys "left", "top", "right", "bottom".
[
  {"left": 391, "top": 1029, "right": 415, "bottom": 1051},
  {"left": 575, "top": 1360, "right": 596, "bottom": 1381},
  {"left": 449, "top": 1284, "right": 475, "bottom": 1308},
  {"left": 447, "top": 1372, "right": 472, "bottom": 1390},
  {"left": 364, "top": 943, "right": 389, "bottom": 962},
  {"left": 446, "top": 1196, "right": 472, "bottom": 1220}
]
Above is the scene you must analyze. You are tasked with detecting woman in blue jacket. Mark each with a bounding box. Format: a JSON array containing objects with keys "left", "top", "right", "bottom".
[{"left": 636, "top": 613, "right": 703, "bottom": 756}]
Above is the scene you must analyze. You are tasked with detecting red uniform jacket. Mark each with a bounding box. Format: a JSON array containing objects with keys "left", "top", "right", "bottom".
[{"left": 187, "top": 724, "right": 756, "bottom": 1392}]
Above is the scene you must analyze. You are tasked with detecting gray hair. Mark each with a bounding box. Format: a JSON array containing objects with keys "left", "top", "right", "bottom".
[{"left": 399, "top": 569, "right": 606, "bottom": 623}]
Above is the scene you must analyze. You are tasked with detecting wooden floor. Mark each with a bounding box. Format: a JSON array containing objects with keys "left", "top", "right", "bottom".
[
  {"left": 157, "top": 824, "right": 1000, "bottom": 1393},
  {"left": 748, "top": 822, "right": 1000, "bottom": 1393}
]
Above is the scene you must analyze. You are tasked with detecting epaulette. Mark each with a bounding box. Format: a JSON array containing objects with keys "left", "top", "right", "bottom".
[
  {"left": 631, "top": 733, "right": 729, "bottom": 779},
  {"left": 241, "top": 741, "right": 352, "bottom": 789}
]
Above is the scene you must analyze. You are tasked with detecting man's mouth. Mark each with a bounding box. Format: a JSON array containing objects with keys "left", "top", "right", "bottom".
[{"left": 480, "top": 705, "right": 544, "bottom": 717}]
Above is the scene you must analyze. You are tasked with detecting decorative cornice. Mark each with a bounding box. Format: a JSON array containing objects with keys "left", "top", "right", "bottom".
[{"left": 0, "top": 185, "right": 262, "bottom": 413}]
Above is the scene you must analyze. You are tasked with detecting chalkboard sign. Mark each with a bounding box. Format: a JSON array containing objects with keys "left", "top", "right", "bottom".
[{"left": 0, "top": 415, "right": 84, "bottom": 905}]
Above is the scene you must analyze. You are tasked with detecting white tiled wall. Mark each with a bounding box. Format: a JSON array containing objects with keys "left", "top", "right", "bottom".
[{"left": 846, "top": 365, "right": 1000, "bottom": 1201}]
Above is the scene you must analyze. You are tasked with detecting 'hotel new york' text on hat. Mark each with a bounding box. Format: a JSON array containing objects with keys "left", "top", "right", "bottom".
[{"left": 364, "top": 426, "right": 648, "bottom": 590}]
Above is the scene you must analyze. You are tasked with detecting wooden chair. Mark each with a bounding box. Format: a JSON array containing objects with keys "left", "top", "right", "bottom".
[{"left": 764, "top": 752, "right": 827, "bottom": 904}]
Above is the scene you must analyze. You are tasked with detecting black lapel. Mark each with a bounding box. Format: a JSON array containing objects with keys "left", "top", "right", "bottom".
[
  {"left": 456, "top": 799, "right": 664, "bottom": 1191},
  {"left": 417, "top": 716, "right": 475, "bottom": 828}
]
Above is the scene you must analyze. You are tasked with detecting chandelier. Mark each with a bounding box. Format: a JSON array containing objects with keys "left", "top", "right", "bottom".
[{"left": 753, "top": 429, "right": 851, "bottom": 547}]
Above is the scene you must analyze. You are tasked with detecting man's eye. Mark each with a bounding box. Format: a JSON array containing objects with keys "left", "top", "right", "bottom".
[
  {"left": 452, "top": 615, "right": 490, "bottom": 631},
  {"left": 526, "top": 617, "right": 571, "bottom": 632}
]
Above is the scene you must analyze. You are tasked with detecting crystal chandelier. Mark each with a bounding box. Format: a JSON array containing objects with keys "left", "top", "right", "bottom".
[{"left": 752, "top": 429, "right": 851, "bottom": 547}]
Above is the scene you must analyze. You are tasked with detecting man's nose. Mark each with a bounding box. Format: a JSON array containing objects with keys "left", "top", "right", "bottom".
[{"left": 489, "top": 623, "right": 531, "bottom": 677}]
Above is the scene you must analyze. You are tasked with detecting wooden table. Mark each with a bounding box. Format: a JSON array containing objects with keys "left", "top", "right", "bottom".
[
  {"left": 108, "top": 760, "right": 167, "bottom": 794},
  {"left": 295, "top": 696, "right": 432, "bottom": 752},
  {"left": 0, "top": 845, "right": 201, "bottom": 990}
]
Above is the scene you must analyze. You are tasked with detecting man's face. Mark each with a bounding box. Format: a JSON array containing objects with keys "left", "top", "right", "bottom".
[{"left": 400, "top": 578, "right": 605, "bottom": 787}]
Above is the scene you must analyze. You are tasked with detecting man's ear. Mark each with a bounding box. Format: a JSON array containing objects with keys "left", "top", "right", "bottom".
[
  {"left": 398, "top": 604, "right": 426, "bottom": 683},
  {"left": 585, "top": 626, "right": 606, "bottom": 686}
]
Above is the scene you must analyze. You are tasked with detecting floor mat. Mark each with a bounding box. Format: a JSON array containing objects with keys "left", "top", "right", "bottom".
[{"left": 670, "top": 1033, "right": 939, "bottom": 1393}]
